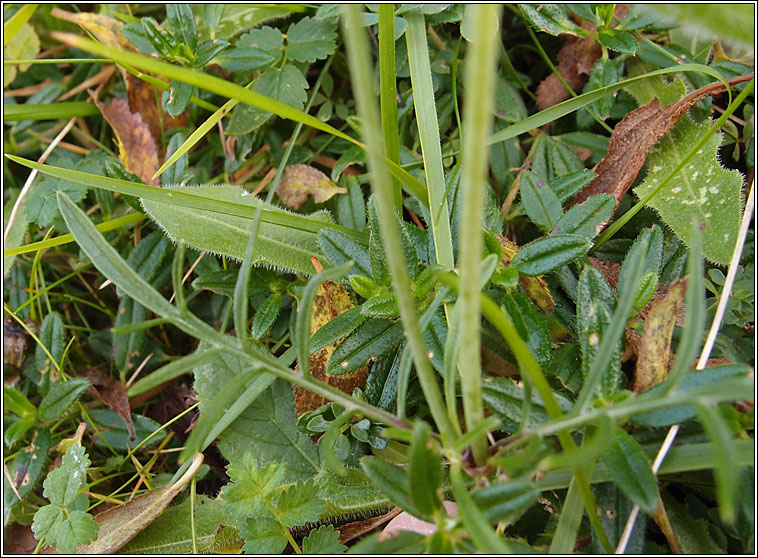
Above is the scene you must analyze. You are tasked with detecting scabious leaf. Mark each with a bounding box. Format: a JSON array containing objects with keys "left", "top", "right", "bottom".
[
  {"left": 285, "top": 16, "right": 337, "bottom": 62},
  {"left": 251, "top": 293, "right": 282, "bottom": 339}
]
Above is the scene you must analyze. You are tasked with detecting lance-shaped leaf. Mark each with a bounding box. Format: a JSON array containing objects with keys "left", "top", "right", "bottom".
[
  {"left": 326, "top": 318, "right": 404, "bottom": 376},
  {"left": 39, "top": 379, "right": 91, "bottom": 421},
  {"left": 520, "top": 170, "right": 562, "bottom": 233},
  {"left": 141, "top": 184, "right": 332, "bottom": 276},
  {"left": 601, "top": 428, "right": 659, "bottom": 513},
  {"left": 408, "top": 421, "right": 443, "bottom": 517},
  {"left": 511, "top": 234, "right": 591, "bottom": 277}
]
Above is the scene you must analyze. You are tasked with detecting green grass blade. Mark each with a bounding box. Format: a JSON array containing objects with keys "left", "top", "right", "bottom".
[
  {"left": 488, "top": 63, "right": 730, "bottom": 146},
  {"left": 405, "top": 12, "right": 455, "bottom": 271},
  {"left": 456, "top": 4, "right": 502, "bottom": 465},
  {"left": 154, "top": 97, "right": 239, "bottom": 180},
  {"left": 51, "top": 33, "right": 356, "bottom": 143},
  {"left": 378, "top": 4, "right": 402, "bottom": 214},
  {"left": 6, "top": 156, "right": 369, "bottom": 245},
  {"left": 342, "top": 5, "right": 455, "bottom": 444},
  {"left": 4, "top": 102, "right": 99, "bottom": 121},
  {"left": 4, "top": 4, "right": 38, "bottom": 46},
  {"left": 3, "top": 211, "right": 145, "bottom": 257}
]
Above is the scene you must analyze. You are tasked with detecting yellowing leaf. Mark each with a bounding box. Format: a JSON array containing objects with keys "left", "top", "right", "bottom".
[
  {"left": 634, "top": 277, "right": 688, "bottom": 393},
  {"left": 95, "top": 97, "right": 160, "bottom": 186},
  {"left": 50, "top": 8, "right": 133, "bottom": 50},
  {"left": 294, "top": 278, "right": 368, "bottom": 415},
  {"left": 3, "top": 22, "right": 40, "bottom": 87},
  {"left": 277, "top": 164, "right": 347, "bottom": 209},
  {"left": 496, "top": 235, "right": 555, "bottom": 311}
]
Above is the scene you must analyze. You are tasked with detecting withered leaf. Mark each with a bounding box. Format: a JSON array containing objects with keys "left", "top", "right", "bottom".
[
  {"left": 51, "top": 9, "right": 168, "bottom": 148},
  {"left": 572, "top": 76, "right": 750, "bottom": 211},
  {"left": 496, "top": 235, "right": 555, "bottom": 311},
  {"left": 633, "top": 277, "right": 688, "bottom": 393},
  {"left": 337, "top": 508, "right": 401, "bottom": 543},
  {"left": 294, "top": 280, "right": 368, "bottom": 415},
  {"left": 95, "top": 97, "right": 160, "bottom": 186},
  {"left": 535, "top": 5, "right": 630, "bottom": 111},
  {"left": 277, "top": 164, "right": 347, "bottom": 209},
  {"left": 82, "top": 368, "right": 136, "bottom": 442},
  {"left": 77, "top": 454, "right": 204, "bottom": 554}
]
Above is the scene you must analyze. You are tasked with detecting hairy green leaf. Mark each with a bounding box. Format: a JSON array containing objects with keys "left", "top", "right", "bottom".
[
  {"left": 302, "top": 524, "right": 347, "bottom": 554},
  {"left": 39, "top": 378, "right": 90, "bottom": 421},
  {"left": 601, "top": 429, "right": 659, "bottom": 513}
]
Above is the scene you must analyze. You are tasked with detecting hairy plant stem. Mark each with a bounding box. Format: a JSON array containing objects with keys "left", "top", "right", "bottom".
[
  {"left": 342, "top": 5, "right": 456, "bottom": 444},
  {"left": 457, "top": 4, "right": 502, "bottom": 466}
]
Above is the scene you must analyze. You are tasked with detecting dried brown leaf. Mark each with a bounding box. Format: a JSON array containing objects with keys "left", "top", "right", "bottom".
[
  {"left": 82, "top": 368, "right": 136, "bottom": 442},
  {"left": 294, "top": 279, "right": 368, "bottom": 415},
  {"left": 572, "top": 75, "right": 752, "bottom": 210},
  {"left": 535, "top": 5, "right": 630, "bottom": 111},
  {"left": 277, "top": 164, "right": 346, "bottom": 209},
  {"left": 95, "top": 97, "right": 160, "bottom": 186},
  {"left": 633, "top": 277, "right": 688, "bottom": 393},
  {"left": 76, "top": 454, "right": 204, "bottom": 554}
]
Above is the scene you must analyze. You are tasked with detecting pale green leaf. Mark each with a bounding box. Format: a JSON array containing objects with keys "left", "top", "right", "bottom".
[
  {"left": 239, "top": 516, "right": 287, "bottom": 554},
  {"left": 275, "top": 480, "right": 324, "bottom": 527},
  {"left": 302, "top": 524, "right": 347, "bottom": 554},
  {"left": 221, "top": 453, "right": 286, "bottom": 520},
  {"left": 285, "top": 16, "right": 337, "bottom": 63},
  {"left": 3, "top": 22, "right": 40, "bottom": 86}
]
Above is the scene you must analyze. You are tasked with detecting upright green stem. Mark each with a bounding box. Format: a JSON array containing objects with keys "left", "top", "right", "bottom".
[
  {"left": 378, "top": 4, "right": 402, "bottom": 214},
  {"left": 457, "top": 4, "right": 502, "bottom": 465},
  {"left": 342, "top": 5, "right": 456, "bottom": 444},
  {"left": 404, "top": 12, "right": 455, "bottom": 272}
]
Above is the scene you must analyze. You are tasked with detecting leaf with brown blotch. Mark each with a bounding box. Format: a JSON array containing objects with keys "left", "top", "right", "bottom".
[
  {"left": 535, "top": 5, "right": 630, "bottom": 111},
  {"left": 337, "top": 508, "right": 401, "bottom": 543},
  {"left": 76, "top": 454, "right": 204, "bottom": 554},
  {"left": 572, "top": 75, "right": 753, "bottom": 211},
  {"left": 294, "top": 278, "right": 368, "bottom": 415},
  {"left": 95, "top": 97, "right": 160, "bottom": 186},
  {"left": 496, "top": 235, "right": 555, "bottom": 311},
  {"left": 633, "top": 277, "right": 688, "bottom": 393},
  {"left": 277, "top": 164, "right": 347, "bottom": 209},
  {"left": 82, "top": 368, "right": 136, "bottom": 442}
]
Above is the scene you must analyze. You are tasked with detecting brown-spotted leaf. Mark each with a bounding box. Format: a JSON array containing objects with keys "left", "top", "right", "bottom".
[
  {"left": 82, "top": 368, "right": 136, "bottom": 442},
  {"left": 633, "top": 277, "right": 688, "bottom": 393},
  {"left": 572, "top": 76, "right": 751, "bottom": 210},
  {"left": 76, "top": 454, "right": 204, "bottom": 554},
  {"left": 277, "top": 164, "right": 347, "bottom": 209},
  {"left": 496, "top": 235, "right": 555, "bottom": 311},
  {"left": 95, "top": 97, "right": 160, "bottom": 186},
  {"left": 294, "top": 280, "right": 368, "bottom": 415}
]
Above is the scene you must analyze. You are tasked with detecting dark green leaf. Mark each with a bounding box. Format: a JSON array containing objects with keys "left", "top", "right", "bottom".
[
  {"left": 193, "top": 38, "right": 230, "bottom": 67},
  {"left": 141, "top": 17, "right": 179, "bottom": 60},
  {"left": 308, "top": 306, "right": 367, "bottom": 354},
  {"left": 520, "top": 4, "right": 585, "bottom": 36},
  {"left": 408, "top": 421, "right": 443, "bottom": 516},
  {"left": 482, "top": 377, "right": 573, "bottom": 432},
  {"left": 113, "top": 297, "right": 147, "bottom": 375},
  {"left": 4, "top": 386, "right": 37, "bottom": 418},
  {"left": 327, "top": 318, "right": 404, "bottom": 376},
  {"left": 551, "top": 194, "right": 614, "bottom": 239},
  {"left": 494, "top": 77, "right": 528, "bottom": 123},
  {"left": 6, "top": 428, "right": 51, "bottom": 510},
  {"left": 251, "top": 293, "right": 282, "bottom": 339},
  {"left": 520, "top": 170, "right": 562, "bottom": 233},
  {"left": 361, "top": 456, "right": 425, "bottom": 520},
  {"left": 617, "top": 226, "right": 663, "bottom": 303},
  {"left": 285, "top": 16, "right": 337, "bottom": 63},
  {"left": 25, "top": 157, "right": 88, "bottom": 228},
  {"left": 166, "top": 4, "right": 198, "bottom": 51},
  {"left": 336, "top": 176, "right": 366, "bottom": 231},
  {"left": 601, "top": 429, "right": 659, "bottom": 513},
  {"left": 549, "top": 170, "right": 597, "bottom": 202},
  {"left": 349, "top": 274, "right": 381, "bottom": 298},
  {"left": 597, "top": 28, "right": 638, "bottom": 54},
  {"left": 35, "top": 311, "right": 65, "bottom": 389},
  {"left": 39, "top": 378, "right": 90, "bottom": 421},
  {"left": 367, "top": 197, "right": 390, "bottom": 285},
  {"left": 511, "top": 234, "right": 591, "bottom": 276},
  {"left": 360, "top": 292, "right": 399, "bottom": 318},
  {"left": 471, "top": 480, "right": 539, "bottom": 524},
  {"left": 502, "top": 291, "right": 552, "bottom": 368},
  {"left": 162, "top": 79, "right": 194, "bottom": 117},
  {"left": 319, "top": 228, "right": 372, "bottom": 277},
  {"left": 192, "top": 268, "right": 271, "bottom": 298}
]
